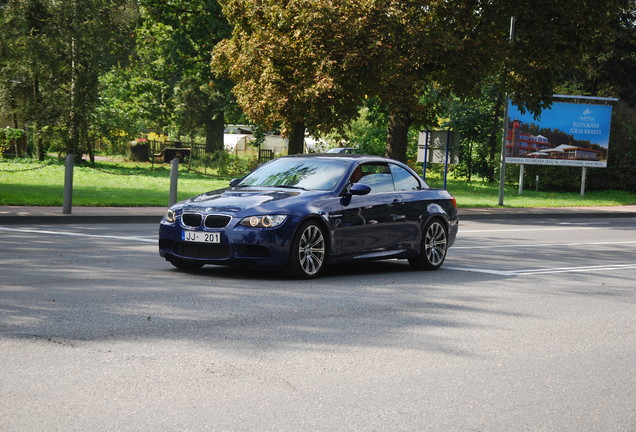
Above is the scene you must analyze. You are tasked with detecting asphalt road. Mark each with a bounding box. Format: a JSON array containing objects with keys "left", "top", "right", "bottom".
[{"left": 1, "top": 217, "right": 635, "bottom": 431}]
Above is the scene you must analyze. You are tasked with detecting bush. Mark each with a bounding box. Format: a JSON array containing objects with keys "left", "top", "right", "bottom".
[
  {"left": 193, "top": 151, "right": 258, "bottom": 178},
  {"left": 127, "top": 141, "right": 150, "bottom": 162},
  {"left": 588, "top": 103, "right": 636, "bottom": 192},
  {"left": 0, "top": 127, "right": 26, "bottom": 155}
]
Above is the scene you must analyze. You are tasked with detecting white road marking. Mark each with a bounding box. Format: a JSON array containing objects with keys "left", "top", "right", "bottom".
[
  {"left": 0, "top": 226, "right": 156, "bottom": 243},
  {"left": 452, "top": 240, "right": 636, "bottom": 250},
  {"left": 3, "top": 226, "right": 635, "bottom": 277},
  {"left": 514, "top": 263, "right": 636, "bottom": 275},
  {"left": 460, "top": 226, "right": 598, "bottom": 233},
  {"left": 445, "top": 267, "right": 516, "bottom": 276},
  {"left": 446, "top": 263, "right": 636, "bottom": 276},
  {"left": 558, "top": 222, "right": 610, "bottom": 226}
]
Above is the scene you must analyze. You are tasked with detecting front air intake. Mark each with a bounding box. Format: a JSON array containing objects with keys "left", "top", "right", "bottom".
[
  {"left": 205, "top": 214, "right": 232, "bottom": 228},
  {"left": 181, "top": 213, "right": 202, "bottom": 228}
]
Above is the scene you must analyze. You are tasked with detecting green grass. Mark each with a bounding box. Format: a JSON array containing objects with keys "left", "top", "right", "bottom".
[
  {"left": 425, "top": 176, "right": 636, "bottom": 208},
  {"left": 1, "top": 158, "right": 635, "bottom": 208},
  {"left": 0, "top": 159, "right": 229, "bottom": 207}
]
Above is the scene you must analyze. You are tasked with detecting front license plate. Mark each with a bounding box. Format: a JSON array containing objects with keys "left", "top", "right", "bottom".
[{"left": 182, "top": 231, "right": 220, "bottom": 243}]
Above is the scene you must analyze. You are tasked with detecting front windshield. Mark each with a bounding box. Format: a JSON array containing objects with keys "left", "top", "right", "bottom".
[{"left": 238, "top": 157, "right": 349, "bottom": 191}]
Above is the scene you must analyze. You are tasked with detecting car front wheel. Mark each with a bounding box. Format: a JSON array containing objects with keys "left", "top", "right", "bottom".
[
  {"left": 408, "top": 219, "right": 448, "bottom": 270},
  {"left": 287, "top": 221, "right": 327, "bottom": 279}
]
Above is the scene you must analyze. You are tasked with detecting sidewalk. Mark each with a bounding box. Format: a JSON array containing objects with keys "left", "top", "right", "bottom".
[
  {"left": 1, "top": 205, "right": 635, "bottom": 224},
  {"left": 0, "top": 206, "right": 166, "bottom": 224}
]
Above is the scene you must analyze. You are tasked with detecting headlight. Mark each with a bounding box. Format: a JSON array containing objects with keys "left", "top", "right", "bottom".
[
  {"left": 163, "top": 209, "right": 177, "bottom": 224},
  {"left": 239, "top": 215, "right": 287, "bottom": 228}
]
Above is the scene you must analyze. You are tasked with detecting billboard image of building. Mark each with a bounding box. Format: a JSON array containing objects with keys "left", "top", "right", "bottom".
[{"left": 506, "top": 101, "right": 613, "bottom": 168}]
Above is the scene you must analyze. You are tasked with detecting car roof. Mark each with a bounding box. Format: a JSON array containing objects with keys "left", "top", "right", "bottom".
[{"left": 281, "top": 153, "right": 396, "bottom": 163}]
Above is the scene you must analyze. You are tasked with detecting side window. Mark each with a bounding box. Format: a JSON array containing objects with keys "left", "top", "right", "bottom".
[
  {"left": 350, "top": 163, "right": 395, "bottom": 193},
  {"left": 390, "top": 164, "right": 421, "bottom": 191}
]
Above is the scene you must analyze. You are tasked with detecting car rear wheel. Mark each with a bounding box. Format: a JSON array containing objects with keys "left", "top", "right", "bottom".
[
  {"left": 169, "top": 257, "right": 204, "bottom": 271},
  {"left": 408, "top": 219, "right": 448, "bottom": 270},
  {"left": 287, "top": 221, "right": 327, "bottom": 279}
]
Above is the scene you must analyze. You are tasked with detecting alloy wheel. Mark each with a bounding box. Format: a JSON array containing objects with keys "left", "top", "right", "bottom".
[
  {"left": 425, "top": 221, "right": 447, "bottom": 267},
  {"left": 298, "top": 224, "right": 326, "bottom": 277}
]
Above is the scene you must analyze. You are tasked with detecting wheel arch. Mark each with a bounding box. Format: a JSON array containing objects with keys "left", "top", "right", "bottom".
[
  {"left": 294, "top": 214, "right": 332, "bottom": 253},
  {"left": 409, "top": 213, "right": 450, "bottom": 270},
  {"left": 286, "top": 215, "right": 330, "bottom": 278},
  {"left": 422, "top": 204, "right": 452, "bottom": 234}
]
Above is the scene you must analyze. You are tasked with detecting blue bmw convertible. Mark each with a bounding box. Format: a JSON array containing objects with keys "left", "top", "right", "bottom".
[{"left": 159, "top": 154, "right": 458, "bottom": 278}]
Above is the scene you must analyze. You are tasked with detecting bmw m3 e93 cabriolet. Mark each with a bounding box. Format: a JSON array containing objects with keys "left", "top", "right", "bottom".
[{"left": 159, "top": 154, "right": 458, "bottom": 278}]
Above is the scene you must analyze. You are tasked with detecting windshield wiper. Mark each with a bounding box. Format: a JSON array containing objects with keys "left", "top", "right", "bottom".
[{"left": 274, "top": 185, "right": 307, "bottom": 190}]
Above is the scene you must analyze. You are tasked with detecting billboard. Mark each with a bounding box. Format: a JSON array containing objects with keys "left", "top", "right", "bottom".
[
  {"left": 505, "top": 101, "right": 613, "bottom": 168},
  {"left": 416, "top": 130, "right": 460, "bottom": 164}
]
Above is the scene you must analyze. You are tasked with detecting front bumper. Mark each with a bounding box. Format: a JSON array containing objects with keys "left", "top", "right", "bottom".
[{"left": 158, "top": 217, "right": 298, "bottom": 268}]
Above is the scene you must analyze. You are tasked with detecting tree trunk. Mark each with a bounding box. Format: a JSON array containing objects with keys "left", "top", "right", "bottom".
[
  {"left": 67, "top": 32, "right": 79, "bottom": 157},
  {"left": 287, "top": 121, "right": 305, "bottom": 155},
  {"left": 8, "top": 97, "right": 24, "bottom": 158},
  {"left": 82, "top": 121, "right": 94, "bottom": 164},
  {"left": 33, "top": 77, "right": 45, "bottom": 160},
  {"left": 67, "top": 4, "right": 83, "bottom": 162},
  {"left": 67, "top": 120, "right": 80, "bottom": 160},
  {"left": 205, "top": 111, "right": 225, "bottom": 154},
  {"left": 386, "top": 108, "right": 412, "bottom": 163},
  {"left": 36, "top": 134, "right": 44, "bottom": 161}
]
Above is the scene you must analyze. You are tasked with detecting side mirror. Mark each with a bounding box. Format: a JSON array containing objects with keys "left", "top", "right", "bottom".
[
  {"left": 348, "top": 183, "right": 371, "bottom": 196},
  {"left": 229, "top": 178, "right": 241, "bottom": 187}
]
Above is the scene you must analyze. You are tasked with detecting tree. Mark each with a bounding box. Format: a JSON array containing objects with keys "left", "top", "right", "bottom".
[
  {"left": 441, "top": 0, "right": 635, "bottom": 186},
  {"left": 363, "top": 0, "right": 626, "bottom": 162},
  {"left": 536, "top": 0, "right": 636, "bottom": 192},
  {"left": 92, "top": 68, "right": 158, "bottom": 154},
  {"left": 138, "top": 0, "right": 233, "bottom": 153},
  {"left": 0, "top": 0, "right": 57, "bottom": 160},
  {"left": 445, "top": 85, "right": 502, "bottom": 182},
  {"left": 213, "top": 0, "right": 620, "bottom": 162},
  {"left": 212, "top": 0, "right": 372, "bottom": 154},
  {"left": 0, "top": 126, "right": 25, "bottom": 155},
  {"left": 337, "top": 99, "right": 389, "bottom": 157},
  {"left": 0, "top": 0, "right": 138, "bottom": 160},
  {"left": 53, "top": 0, "right": 137, "bottom": 160}
]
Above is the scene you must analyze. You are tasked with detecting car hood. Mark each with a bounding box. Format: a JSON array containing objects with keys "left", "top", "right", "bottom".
[{"left": 176, "top": 187, "right": 318, "bottom": 214}]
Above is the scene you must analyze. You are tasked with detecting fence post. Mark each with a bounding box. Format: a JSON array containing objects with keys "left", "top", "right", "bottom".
[
  {"left": 169, "top": 157, "right": 179, "bottom": 206},
  {"left": 63, "top": 154, "right": 74, "bottom": 214}
]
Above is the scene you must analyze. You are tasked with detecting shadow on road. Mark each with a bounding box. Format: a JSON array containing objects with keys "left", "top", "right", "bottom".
[{"left": 1, "top": 229, "right": 526, "bottom": 357}]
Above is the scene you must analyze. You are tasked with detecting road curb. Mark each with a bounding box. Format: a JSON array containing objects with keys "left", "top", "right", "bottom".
[
  {"left": 458, "top": 209, "right": 636, "bottom": 221},
  {"left": 0, "top": 205, "right": 634, "bottom": 225},
  {"left": 0, "top": 215, "right": 164, "bottom": 225}
]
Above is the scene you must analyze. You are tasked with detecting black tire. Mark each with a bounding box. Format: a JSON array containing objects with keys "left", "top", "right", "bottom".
[
  {"left": 168, "top": 257, "right": 204, "bottom": 271},
  {"left": 408, "top": 219, "right": 448, "bottom": 270},
  {"left": 287, "top": 221, "right": 327, "bottom": 279}
]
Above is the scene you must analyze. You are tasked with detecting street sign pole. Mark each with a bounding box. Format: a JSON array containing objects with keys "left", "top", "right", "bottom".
[
  {"left": 580, "top": 167, "right": 587, "bottom": 197},
  {"left": 422, "top": 130, "right": 429, "bottom": 181},
  {"left": 443, "top": 129, "right": 451, "bottom": 190},
  {"left": 498, "top": 16, "right": 516, "bottom": 206}
]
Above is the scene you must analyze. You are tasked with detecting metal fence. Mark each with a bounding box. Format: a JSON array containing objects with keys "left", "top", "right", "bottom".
[{"left": 148, "top": 140, "right": 274, "bottom": 163}]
